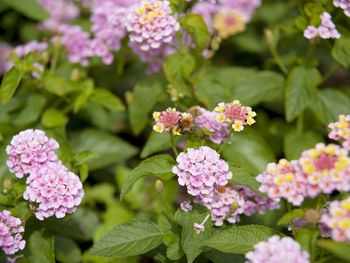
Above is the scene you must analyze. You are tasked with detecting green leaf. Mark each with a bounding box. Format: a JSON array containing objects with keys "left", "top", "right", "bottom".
[
  {"left": 332, "top": 36, "right": 350, "bottom": 68},
  {"left": 231, "top": 71, "right": 285, "bottom": 106},
  {"left": 295, "top": 227, "right": 319, "bottom": 254},
  {"left": 23, "top": 227, "right": 55, "bottom": 263},
  {"left": 285, "top": 66, "right": 322, "bottom": 122},
  {"left": 1, "top": 67, "right": 23, "bottom": 104},
  {"left": 1, "top": 0, "right": 50, "bottom": 21},
  {"left": 174, "top": 204, "right": 212, "bottom": 263},
  {"left": 179, "top": 14, "right": 211, "bottom": 50},
  {"left": 120, "top": 155, "right": 176, "bottom": 200},
  {"left": 91, "top": 88, "right": 125, "bottom": 112},
  {"left": 185, "top": 135, "right": 202, "bottom": 150},
  {"left": 204, "top": 250, "right": 245, "bottom": 263},
  {"left": 12, "top": 94, "right": 47, "bottom": 126},
  {"left": 277, "top": 209, "right": 304, "bottom": 225},
  {"left": 284, "top": 130, "right": 324, "bottom": 160},
  {"left": 89, "top": 219, "right": 163, "bottom": 257},
  {"left": 80, "top": 164, "right": 89, "bottom": 183},
  {"left": 74, "top": 150, "right": 100, "bottom": 166},
  {"left": 129, "top": 77, "right": 167, "bottom": 135},
  {"left": 222, "top": 129, "right": 275, "bottom": 175},
  {"left": 69, "top": 129, "right": 138, "bottom": 170},
  {"left": 163, "top": 53, "right": 195, "bottom": 96},
  {"left": 317, "top": 240, "right": 350, "bottom": 262},
  {"left": 140, "top": 132, "right": 184, "bottom": 158},
  {"left": 228, "top": 163, "right": 262, "bottom": 194},
  {"left": 310, "top": 89, "right": 350, "bottom": 125},
  {"left": 203, "top": 225, "right": 280, "bottom": 254},
  {"left": 73, "top": 80, "right": 94, "bottom": 113},
  {"left": 41, "top": 108, "right": 68, "bottom": 128},
  {"left": 54, "top": 236, "right": 82, "bottom": 263}
]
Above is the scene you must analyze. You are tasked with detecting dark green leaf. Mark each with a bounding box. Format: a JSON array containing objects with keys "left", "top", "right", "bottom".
[
  {"left": 296, "top": 227, "right": 319, "bottom": 254},
  {"left": 12, "top": 94, "right": 47, "bottom": 126},
  {"left": 1, "top": 67, "right": 23, "bottom": 104},
  {"left": 1, "top": 0, "right": 50, "bottom": 21},
  {"left": 332, "top": 36, "right": 350, "bottom": 68},
  {"left": 89, "top": 219, "right": 163, "bottom": 257},
  {"left": 91, "top": 88, "right": 125, "bottom": 112},
  {"left": 174, "top": 204, "right": 212, "bottom": 263},
  {"left": 129, "top": 77, "right": 167, "bottom": 135},
  {"left": 80, "top": 164, "right": 88, "bottom": 183},
  {"left": 23, "top": 228, "right": 55, "bottom": 263},
  {"left": 284, "top": 130, "right": 324, "bottom": 160},
  {"left": 54, "top": 236, "right": 82, "bottom": 263},
  {"left": 41, "top": 108, "right": 68, "bottom": 128},
  {"left": 285, "top": 66, "right": 322, "bottom": 122},
  {"left": 228, "top": 163, "right": 262, "bottom": 194},
  {"left": 203, "top": 225, "right": 280, "bottom": 254},
  {"left": 317, "top": 239, "right": 350, "bottom": 262},
  {"left": 120, "top": 155, "right": 176, "bottom": 200},
  {"left": 310, "top": 89, "right": 350, "bottom": 125},
  {"left": 204, "top": 250, "right": 245, "bottom": 263},
  {"left": 277, "top": 209, "right": 304, "bottom": 225},
  {"left": 73, "top": 80, "right": 94, "bottom": 113}
]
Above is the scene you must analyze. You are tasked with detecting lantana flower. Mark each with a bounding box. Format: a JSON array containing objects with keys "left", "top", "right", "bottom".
[{"left": 328, "top": 114, "right": 350, "bottom": 150}]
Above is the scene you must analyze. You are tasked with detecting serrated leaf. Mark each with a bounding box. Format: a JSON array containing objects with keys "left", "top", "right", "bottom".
[
  {"left": 2, "top": 0, "right": 50, "bottom": 21},
  {"left": 284, "top": 130, "right": 324, "bottom": 160},
  {"left": 54, "top": 236, "right": 82, "bottom": 263},
  {"left": 12, "top": 94, "right": 47, "bottom": 126},
  {"left": 1, "top": 67, "right": 23, "bottom": 104},
  {"left": 203, "top": 225, "right": 280, "bottom": 254},
  {"left": 89, "top": 219, "right": 163, "bottom": 257},
  {"left": 277, "top": 209, "right": 304, "bottom": 225},
  {"left": 129, "top": 77, "right": 167, "bottom": 135},
  {"left": 41, "top": 108, "right": 68, "bottom": 128},
  {"left": 285, "top": 66, "right": 322, "bottom": 122},
  {"left": 91, "top": 88, "right": 125, "bottom": 112},
  {"left": 174, "top": 204, "right": 212, "bottom": 263},
  {"left": 120, "top": 155, "right": 176, "bottom": 200},
  {"left": 310, "top": 89, "right": 350, "bottom": 125},
  {"left": 228, "top": 163, "right": 262, "bottom": 195},
  {"left": 317, "top": 239, "right": 350, "bottom": 262}
]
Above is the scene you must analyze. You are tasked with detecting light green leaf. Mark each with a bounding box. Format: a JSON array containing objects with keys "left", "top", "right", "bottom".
[
  {"left": 12, "top": 94, "right": 47, "bottom": 126},
  {"left": 228, "top": 163, "right": 262, "bottom": 195},
  {"left": 129, "top": 77, "right": 167, "bottom": 135},
  {"left": 317, "top": 239, "right": 350, "bottom": 262},
  {"left": 179, "top": 14, "right": 211, "bottom": 50},
  {"left": 277, "top": 209, "right": 304, "bottom": 225},
  {"left": 1, "top": 67, "right": 23, "bottom": 104},
  {"left": 80, "top": 164, "right": 89, "bottom": 183},
  {"left": 231, "top": 71, "right": 285, "bottom": 106},
  {"left": 54, "top": 236, "right": 82, "bottom": 263},
  {"left": 203, "top": 225, "right": 279, "bottom": 254},
  {"left": 41, "top": 108, "right": 68, "bottom": 128},
  {"left": 285, "top": 66, "right": 322, "bottom": 122},
  {"left": 2, "top": 0, "right": 50, "bottom": 21},
  {"left": 284, "top": 130, "right": 324, "bottom": 160},
  {"left": 91, "top": 88, "right": 125, "bottom": 112},
  {"left": 69, "top": 129, "right": 138, "bottom": 170},
  {"left": 310, "top": 89, "right": 350, "bottom": 125},
  {"left": 73, "top": 80, "right": 94, "bottom": 113},
  {"left": 120, "top": 155, "right": 176, "bottom": 200},
  {"left": 296, "top": 227, "right": 319, "bottom": 254},
  {"left": 332, "top": 36, "right": 350, "bottom": 68},
  {"left": 89, "top": 219, "right": 163, "bottom": 257},
  {"left": 222, "top": 129, "right": 275, "bottom": 175},
  {"left": 174, "top": 204, "right": 212, "bottom": 263}
]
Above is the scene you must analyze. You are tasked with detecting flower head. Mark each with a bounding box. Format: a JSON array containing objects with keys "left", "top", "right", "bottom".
[
  {"left": 333, "top": 0, "right": 350, "bottom": 17},
  {"left": 329, "top": 114, "right": 350, "bottom": 150},
  {"left": 245, "top": 236, "right": 310, "bottom": 263},
  {"left": 303, "top": 12, "right": 340, "bottom": 40},
  {"left": 153, "top": 108, "right": 186, "bottom": 135},
  {"left": 213, "top": 10, "right": 246, "bottom": 39},
  {"left": 0, "top": 210, "right": 25, "bottom": 255}
]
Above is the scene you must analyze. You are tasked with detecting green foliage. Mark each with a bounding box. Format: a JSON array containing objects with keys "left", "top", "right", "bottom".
[
  {"left": 13, "top": 94, "right": 47, "bottom": 126},
  {"left": 89, "top": 219, "right": 163, "bottom": 257},
  {"left": 1, "top": 67, "right": 23, "bottom": 104},
  {"left": 332, "top": 36, "right": 350, "bottom": 68},
  {"left": 54, "top": 236, "right": 82, "bottom": 263},
  {"left": 295, "top": 228, "right": 319, "bottom": 255},
  {"left": 228, "top": 163, "right": 262, "bottom": 194},
  {"left": 141, "top": 132, "right": 184, "bottom": 158},
  {"left": 41, "top": 108, "right": 68, "bottom": 128},
  {"left": 317, "top": 240, "right": 350, "bottom": 262},
  {"left": 1, "top": 0, "right": 50, "bottom": 21},
  {"left": 277, "top": 209, "right": 304, "bottom": 226}
]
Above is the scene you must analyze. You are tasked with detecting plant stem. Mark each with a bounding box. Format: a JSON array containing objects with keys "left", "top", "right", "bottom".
[
  {"left": 50, "top": 44, "right": 60, "bottom": 75},
  {"left": 169, "top": 131, "right": 178, "bottom": 157},
  {"left": 218, "top": 128, "right": 233, "bottom": 154},
  {"left": 287, "top": 202, "right": 297, "bottom": 237},
  {"left": 321, "top": 64, "right": 341, "bottom": 84},
  {"left": 297, "top": 113, "right": 303, "bottom": 135},
  {"left": 269, "top": 43, "right": 288, "bottom": 75},
  {"left": 315, "top": 256, "right": 333, "bottom": 263}
]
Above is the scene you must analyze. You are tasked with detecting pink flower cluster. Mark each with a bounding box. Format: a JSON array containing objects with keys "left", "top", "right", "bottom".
[
  {"left": 6, "top": 129, "right": 59, "bottom": 178},
  {"left": 15, "top": 40, "right": 48, "bottom": 58},
  {"left": 194, "top": 183, "right": 279, "bottom": 226},
  {"left": 0, "top": 42, "right": 13, "bottom": 75},
  {"left": 36, "top": 0, "right": 80, "bottom": 31},
  {"left": 0, "top": 210, "right": 25, "bottom": 255},
  {"left": 329, "top": 114, "right": 350, "bottom": 150},
  {"left": 304, "top": 12, "right": 340, "bottom": 39},
  {"left": 321, "top": 197, "right": 350, "bottom": 242},
  {"left": 258, "top": 144, "right": 350, "bottom": 206},
  {"left": 6, "top": 129, "right": 84, "bottom": 220},
  {"left": 245, "top": 236, "right": 310, "bottom": 263},
  {"left": 153, "top": 108, "right": 189, "bottom": 135},
  {"left": 23, "top": 161, "right": 84, "bottom": 220},
  {"left": 215, "top": 100, "right": 256, "bottom": 132},
  {"left": 334, "top": 0, "right": 350, "bottom": 17},
  {"left": 172, "top": 146, "right": 232, "bottom": 201},
  {"left": 194, "top": 106, "right": 231, "bottom": 144}
]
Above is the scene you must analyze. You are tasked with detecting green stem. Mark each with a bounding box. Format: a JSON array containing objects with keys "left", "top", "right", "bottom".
[
  {"left": 218, "top": 128, "right": 233, "bottom": 154},
  {"left": 287, "top": 202, "right": 297, "bottom": 237},
  {"left": 269, "top": 44, "right": 288, "bottom": 75},
  {"left": 297, "top": 113, "right": 303, "bottom": 135},
  {"left": 50, "top": 44, "right": 60, "bottom": 75},
  {"left": 169, "top": 131, "right": 178, "bottom": 157},
  {"left": 315, "top": 256, "right": 333, "bottom": 263},
  {"left": 311, "top": 232, "right": 319, "bottom": 263},
  {"left": 321, "top": 64, "right": 341, "bottom": 84}
]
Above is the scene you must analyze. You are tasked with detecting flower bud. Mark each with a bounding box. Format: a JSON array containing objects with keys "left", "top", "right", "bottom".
[
  {"left": 155, "top": 179, "right": 164, "bottom": 193},
  {"left": 70, "top": 68, "right": 80, "bottom": 80},
  {"left": 304, "top": 209, "right": 320, "bottom": 224},
  {"left": 3, "top": 179, "right": 12, "bottom": 191},
  {"left": 264, "top": 29, "right": 274, "bottom": 46}
]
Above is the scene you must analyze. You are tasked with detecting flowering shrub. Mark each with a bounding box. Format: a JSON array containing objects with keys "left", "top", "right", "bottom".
[{"left": 0, "top": 0, "right": 350, "bottom": 262}]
